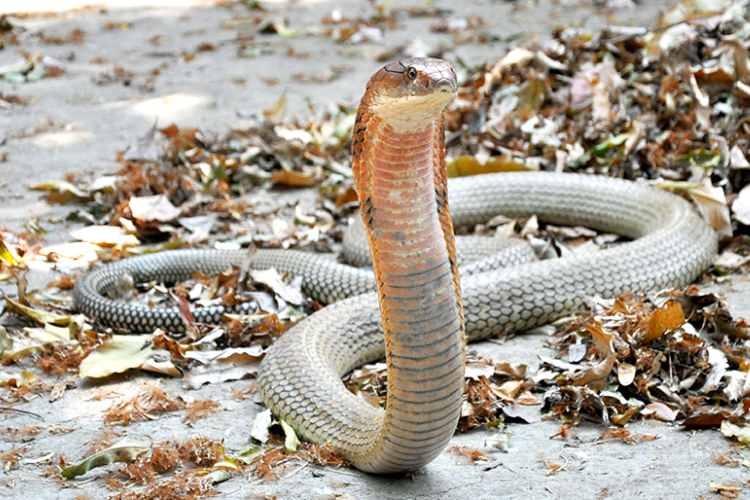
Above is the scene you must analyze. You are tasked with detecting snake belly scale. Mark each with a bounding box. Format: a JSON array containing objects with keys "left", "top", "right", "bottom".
[{"left": 74, "top": 58, "right": 719, "bottom": 474}]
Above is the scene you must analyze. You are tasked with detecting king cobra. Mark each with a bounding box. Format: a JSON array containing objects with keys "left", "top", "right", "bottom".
[{"left": 74, "top": 58, "right": 718, "bottom": 473}]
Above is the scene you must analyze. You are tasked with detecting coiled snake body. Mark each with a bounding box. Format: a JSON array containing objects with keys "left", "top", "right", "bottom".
[{"left": 75, "top": 58, "right": 718, "bottom": 474}]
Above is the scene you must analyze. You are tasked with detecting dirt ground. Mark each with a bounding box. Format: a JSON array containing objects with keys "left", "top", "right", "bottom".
[{"left": 2, "top": 0, "right": 750, "bottom": 499}]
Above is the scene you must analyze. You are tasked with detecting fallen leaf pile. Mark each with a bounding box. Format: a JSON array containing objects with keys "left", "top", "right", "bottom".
[
  {"left": 540, "top": 289, "right": 747, "bottom": 428},
  {"left": 446, "top": 2, "right": 750, "bottom": 241},
  {"left": 59, "top": 437, "right": 233, "bottom": 499},
  {"left": 30, "top": 114, "right": 354, "bottom": 259}
]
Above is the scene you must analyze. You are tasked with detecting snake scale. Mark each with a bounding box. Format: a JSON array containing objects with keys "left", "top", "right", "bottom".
[{"left": 74, "top": 58, "right": 718, "bottom": 473}]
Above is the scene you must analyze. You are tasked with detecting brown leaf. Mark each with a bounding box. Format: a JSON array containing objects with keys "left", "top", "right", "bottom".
[
  {"left": 270, "top": 168, "right": 318, "bottom": 187},
  {"left": 611, "top": 407, "right": 640, "bottom": 426},
  {"left": 335, "top": 187, "right": 359, "bottom": 207},
  {"left": 584, "top": 324, "right": 613, "bottom": 357},
  {"left": 176, "top": 295, "right": 196, "bottom": 338},
  {"left": 446, "top": 155, "right": 525, "bottom": 178},
  {"left": 597, "top": 427, "right": 658, "bottom": 443},
  {"left": 709, "top": 483, "right": 739, "bottom": 497},
  {"left": 516, "top": 390, "right": 541, "bottom": 406},
  {"left": 263, "top": 93, "right": 286, "bottom": 125},
  {"left": 688, "top": 180, "right": 733, "bottom": 238},
  {"left": 571, "top": 354, "right": 616, "bottom": 391},
  {"left": 642, "top": 300, "right": 685, "bottom": 344},
  {"left": 490, "top": 380, "right": 522, "bottom": 401},
  {"left": 682, "top": 411, "right": 728, "bottom": 429},
  {"left": 641, "top": 402, "right": 677, "bottom": 422}
]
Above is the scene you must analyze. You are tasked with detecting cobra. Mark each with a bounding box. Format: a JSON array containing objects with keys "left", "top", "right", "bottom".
[{"left": 74, "top": 58, "right": 718, "bottom": 474}]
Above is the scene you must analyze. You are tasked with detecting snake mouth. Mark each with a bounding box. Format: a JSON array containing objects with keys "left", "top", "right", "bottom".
[{"left": 434, "top": 78, "right": 456, "bottom": 94}]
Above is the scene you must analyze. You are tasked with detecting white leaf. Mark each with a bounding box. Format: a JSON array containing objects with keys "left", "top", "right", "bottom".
[
  {"left": 250, "top": 409, "right": 273, "bottom": 443},
  {"left": 732, "top": 184, "right": 750, "bottom": 226}
]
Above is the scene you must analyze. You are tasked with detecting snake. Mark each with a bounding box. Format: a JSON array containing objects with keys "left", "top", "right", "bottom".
[{"left": 74, "top": 58, "right": 719, "bottom": 474}]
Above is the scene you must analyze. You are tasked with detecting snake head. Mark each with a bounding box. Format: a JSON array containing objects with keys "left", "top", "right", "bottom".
[{"left": 363, "top": 57, "right": 457, "bottom": 121}]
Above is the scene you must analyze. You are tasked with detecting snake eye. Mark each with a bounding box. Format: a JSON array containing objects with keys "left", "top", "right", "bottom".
[{"left": 406, "top": 67, "right": 418, "bottom": 80}]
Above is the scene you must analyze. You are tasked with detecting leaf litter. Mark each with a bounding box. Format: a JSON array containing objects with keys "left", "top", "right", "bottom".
[{"left": 2, "top": 0, "right": 750, "bottom": 490}]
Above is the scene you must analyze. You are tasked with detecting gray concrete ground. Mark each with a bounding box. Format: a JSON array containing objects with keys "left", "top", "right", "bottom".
[{"left": 2, "top": 1, "right": 750, "bottom": 499}]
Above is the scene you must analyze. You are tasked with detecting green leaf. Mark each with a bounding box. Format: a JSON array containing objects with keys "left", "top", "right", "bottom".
[
  {"left": 280, "top": 419, "right": 300, "bottom": 452},
  {"left": 587, "top": 133, "right": 630, "bottom": 157},
  {"left": 236, "top": 445, "right": 271, "bottom": 464},
  {"left": 61, "top": 439, "right": 150, "bottom": 479}
]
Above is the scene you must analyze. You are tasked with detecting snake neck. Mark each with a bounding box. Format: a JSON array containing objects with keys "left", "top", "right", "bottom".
[{"left": 351, "top": 109, "right": 466, "bottom": 472}]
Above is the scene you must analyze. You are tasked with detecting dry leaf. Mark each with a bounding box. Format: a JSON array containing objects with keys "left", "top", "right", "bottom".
[
  {"left": 79, "top": 334, "right": 154, "bottom": 379},
  {"left": 4, "top": 298, "right": 70, "bottom": 326},
  {"left": 722, "top": 371, "right": 750, "bottom": 402},
  {"left": 129, "top": 195, "right": 182, "bottom": 223},
  {"left": 492, "top": 380, "right": 522, "bottom": 400},
  {"left": 720, "top": 420, "right": 750, "bottom": 445},
  {"left": 28, "top": 180, "right": 93, "bottom": 204},
  {"left": 280, "top": 420, "right": 300, "bottom": 452},
  {"left": 123, "top": 122, "right": 159, "bottom": 162},
  {"left": 700, "top": 347, "right": 728, "bottom": 393},
  {"left": 571, "top": 354, "right": 616, "bottom": 390},
  {"left": 263, "top": 93, "right": 286, "bottom": 125},
  {"left": 617, "top": 363, "right": 636, "bottom": 386},
  {"left": 61, "top": 439, "right": 150, "bottom": 479},
  {"left": 446, "top": 155, "right": 526, "bottom": 178},
  {"left": 502, "top": 402, "right": 542, "bottom": 423},
  {"left": 270, "top": 168, "right": 318, "bottom": 187},
  {"left": 682, "top": 411, "right": 728, "bottom": 429},
  {"left": 732, "top": 184, "right": 750, "bottom": 225},
  {"left": 251, "top": 409, "right": 273, "bottom": 443},
  {"left": 688, "top": 180, "right": 733, "bottom": 237},
  {"left": 584, "top": 324, "right": 614, "bottom": 357},
  {"left": 250, "top": 268, "right": 305, "bottom": 305},
  {"left": 465, "top": 362, "right": 494, "bottom": 380},
  {"left": 69, "top": 226, "right": 139, "bottom": 247},
  {"left": 642, "top": 300, "right": 685, "bottom": 343},
  {"left": 182, "top": 363, "right": 260, "bottom": 389},
  {"left": 641, "top": 402, "right": 677, "bottom": 422}
]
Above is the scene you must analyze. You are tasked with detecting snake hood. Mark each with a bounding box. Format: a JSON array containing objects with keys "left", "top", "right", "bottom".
[{"left": 360, "top": 57, "right": 457, "bottom": 123}]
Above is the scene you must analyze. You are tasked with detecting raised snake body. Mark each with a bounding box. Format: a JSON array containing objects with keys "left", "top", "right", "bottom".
[{"left": 74, "top": 58, "right": 718, "bottom": 474}]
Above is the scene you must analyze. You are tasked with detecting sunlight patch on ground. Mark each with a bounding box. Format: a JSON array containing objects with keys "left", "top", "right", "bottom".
[
  {"left": 32, "top": 130, "right": 95, "bottom": 148},
  {"left": 107, "top": 92, "right": 212, "bottom": 122}
]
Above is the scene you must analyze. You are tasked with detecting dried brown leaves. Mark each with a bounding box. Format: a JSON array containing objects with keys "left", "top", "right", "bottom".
[
  {"left": 541, "top": 288, "right": 750, "bottom": 428},
  {"left": 99, "top": 438, "right": 225, "bottom": 500},
  {"left": 104, "top": 383, "right": 184, "bottom": 426},
  {"left": 248, "top": 443, "right": 347, "bottom": 480}
]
